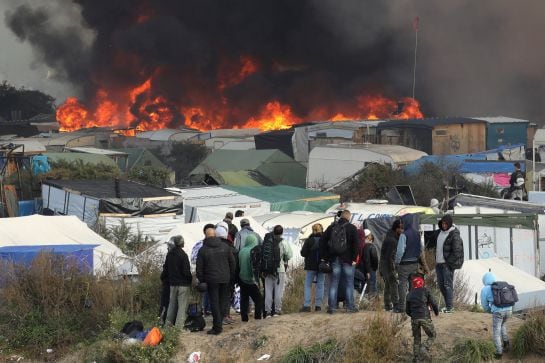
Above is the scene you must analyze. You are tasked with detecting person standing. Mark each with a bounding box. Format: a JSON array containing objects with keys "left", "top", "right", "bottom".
[
  {"left": 214, "top": 222, "right": 238, "bottom": 324},
  {"left": 196, "top": 225, "right": 236, "bottom": 335},
  {"left": 191, "top": 224, "right": 216, "bottom": 316},
  {"left": 159, "top": 240, "right": 175, "bottom": 324},
  {"left": 380, "top": 220, "right": 403, "bottom": 312},
  {"left": 361, "top": 229, "right": 379, "bottom": 298},
  {"left": 428, "top": 215, "right": 464, "bottom": 313},
  {"left": 263, "top": 225, "right": 293, "bottom": 317},
  {"left": 223, "top": 212, "right": 238, "bottom": 241},
  {"left": 165, "top": 235, "right": 192, "bottom": 328},
  {"left": 395, "top": 215, "right": 422, "bottom": 312},
  {"left": 300, "top": 223, "right": 325, "bottom": 312},
  {"left": 509, "top": 162, "right": 525, "bottom": 200},
  {"left": 480, "top": 272, "right": 513, "bottom": 359},
  {"left": 320, "top": 210, "right": 359, "bottom": 314},
  {"left": 238, "top": 234, "right": 263, "bottom": 321},
  {"left": 234, "top": 218, "right": 263, "bottom": 252}
]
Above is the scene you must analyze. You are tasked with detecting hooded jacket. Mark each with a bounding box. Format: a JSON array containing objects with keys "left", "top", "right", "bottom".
[
  {"left": 480, "top": 272, "right": 513, "bottom": 313},
  {"left": 380, "top": 229, "right": 399, "bottom": 271},
  {"left": 395, "top": 215, "right": 421, "bottom": 264},
  {"left": 164, "top": 247, "right": 192, "bottom": 286},
  {"left": 439, "top": 215, "right": 464, "bottom": 270},
  {"left": 234, "top": 225, "right": 262, "bottom": 252},
  {"left": 319, "top": 218, "right": 359, "bottom": 264},
  {"left": 196, "top": 236, "right": 236, "bottom": 284},
  {"left": 238, "top": 234, "right": 259, "bottom": 284},
  {"left": 406, "top": 285, "right": 439, "bottom": 319},
  {"left": 301, "top": 232, "right": 322, "bottom": 271}
]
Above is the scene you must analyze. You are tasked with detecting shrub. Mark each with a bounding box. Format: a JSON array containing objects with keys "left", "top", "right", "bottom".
[
  {"left": 281, "top": 340, "right": 343, "bottom": 363},
  {"left": 282, "top": 267, "right": 307, "bottom": 313},
  {"left": 451, "top": 338, "right": 496, "bottom": 363},
  {"left": 512, "top": 312, "right": 545, "bottom": 358}
]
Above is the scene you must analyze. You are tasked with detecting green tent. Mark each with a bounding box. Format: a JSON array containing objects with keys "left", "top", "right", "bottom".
[
  {"left": 190, "top": 149, "right": 307, "bottom": 187},
  {"left": 224, "top": 185, "right": 339, "bottom": 212}
]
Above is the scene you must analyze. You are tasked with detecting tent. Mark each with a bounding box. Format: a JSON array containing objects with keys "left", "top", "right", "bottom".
[
  {"left": 0, "top": 215, "right": 136, "bottom": 275},
  {"left": 42, "top": 179, "right": 183, "bottom": 227},
  {"left": 459, "top": 258, "right": 545, "bottom": 311},
  {"left": 225, "top": 185, "right": 339, "bottom": 213},
  {"left": 142, "top": 216, "right": 269, "bottom": 264},
  {"left": 166, "top": 186, "right": 271, "bottom": 223},
  {"left": 254, "top": 211, "right": 334, "bottom": 267}
]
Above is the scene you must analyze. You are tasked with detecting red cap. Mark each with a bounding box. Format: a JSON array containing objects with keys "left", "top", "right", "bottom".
[{"left": 412, "top": 276, "right": 424, "bottom": 289}]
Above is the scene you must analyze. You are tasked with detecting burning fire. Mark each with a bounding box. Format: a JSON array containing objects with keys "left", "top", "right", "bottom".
[{"left": 56, "top": 58, "right": 424, "bottom": 132}]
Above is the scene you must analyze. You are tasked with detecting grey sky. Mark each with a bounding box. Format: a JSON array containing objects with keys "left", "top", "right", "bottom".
[{"left": 0, "top": 1, "right": 72, "bottom": 103}]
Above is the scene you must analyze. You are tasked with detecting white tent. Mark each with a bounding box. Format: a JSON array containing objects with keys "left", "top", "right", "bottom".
[
  {"left": 166, "top": 186, "right": 271, "bottom": 222},
  {"left": 459, "top": 258, "right": 545, "bottom": 311},
  {"left": 254, "top": 211, "right": 334, "bottom": 267},
  {"left": 142, "top": 216, "right": 269, "bottom": 263},
  {"left": 0, "top": 215, "right": 136, "bottom": 275}
]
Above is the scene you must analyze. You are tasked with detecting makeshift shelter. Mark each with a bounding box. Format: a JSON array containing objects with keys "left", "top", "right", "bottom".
[
  {"left": 42, "top": 179, "right": 183, "bottom": 227},
  {"left": 459, "top": 258, "right": 545, "bottom": 311},
  {"left": 471, "top": 116, "right": 529, "bottom": 149},
  {"left": 307, "top": 144, "right": 427, "bottom": 189},
  {"left": 254, "top": 211, "right": 334, "bottom": 266},
  {"left": 0, "top": 215, "right": 135, "bottom": 275},
  {"left": 166, "top": 186, "right": 270, "bottom": 223},
  {"left": 190, "top": 149, "right": 307, "bottom": 187},
  {"left": 225, "top": 185, "right": 339, "bottom": 213},
  {"left": 142, "top": 216, "right": 268, "bottom": 263}
]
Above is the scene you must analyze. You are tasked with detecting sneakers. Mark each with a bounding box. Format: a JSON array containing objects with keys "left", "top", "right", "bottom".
[
  {"left": 272, "top": 311, "right": 282, "bottom": 317},
  {"left": 440, "top": 307, "right": 454, "bottom": 313},
  {"left": 223, "top": 317, "right": 235, "bottom": 325},
  {"left": 346, "top": 307, "right": 359, "bottom": 313},
  {"left": 207, "top": 328, "right": 222, "bottom": 335},
  {"left": 299, "top": 306, "right": 311, "bottom": 313},
  {"left": 503, "top": 340, "right": 510, "bottom": 353},
  {"left": 314, "top": 306, "right": 321, "bottom": 312},
  {"left": 327, "top": 308, "right": 334, "bottom": 314}
]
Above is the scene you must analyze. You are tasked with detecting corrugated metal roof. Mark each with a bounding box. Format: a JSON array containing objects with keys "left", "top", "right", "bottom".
[{"left": 471, "top": 116, "right": 529, "bottom": 124}]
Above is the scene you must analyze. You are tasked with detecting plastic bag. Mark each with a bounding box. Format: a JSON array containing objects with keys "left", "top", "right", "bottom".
[{"left": 143, "top": 327, "right": 163, "bottom": 347}]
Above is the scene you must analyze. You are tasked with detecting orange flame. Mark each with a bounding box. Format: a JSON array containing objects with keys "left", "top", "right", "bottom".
[{"left": 243, "top": 101, "right": 301, "bottom": 131}]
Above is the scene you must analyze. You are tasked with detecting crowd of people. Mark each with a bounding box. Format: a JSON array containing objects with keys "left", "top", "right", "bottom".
[{"left": 159, "top": 209, "right": 512, "bottom": 361}]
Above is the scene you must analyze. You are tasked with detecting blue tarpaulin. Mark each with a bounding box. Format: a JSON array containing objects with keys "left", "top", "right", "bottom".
[{"left": 0, "top": 244, "right": 98, "bottom": 273}]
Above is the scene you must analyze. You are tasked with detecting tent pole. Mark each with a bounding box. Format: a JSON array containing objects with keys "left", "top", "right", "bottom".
[{"left": 533, "top": 139, "right": 536, "bottom": 191}]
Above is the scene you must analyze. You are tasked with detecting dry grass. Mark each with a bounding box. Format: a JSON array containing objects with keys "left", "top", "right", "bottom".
[
  {"left": 282, "top": 267, "right": 307, "bottom": 313},
  {"left": 512, "top": 311, "right": 545, "bottom": 358}
]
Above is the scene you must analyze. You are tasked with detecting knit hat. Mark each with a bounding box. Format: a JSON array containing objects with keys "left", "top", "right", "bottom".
[
  {"left": 240, "top": 218, "right": 250, "bottom": 227},
  {"left": 411, "top": 276, "right": 424, "bottom": 289},
  {"left": 215, "top": 222, "right": 229, "bottom": 239}
]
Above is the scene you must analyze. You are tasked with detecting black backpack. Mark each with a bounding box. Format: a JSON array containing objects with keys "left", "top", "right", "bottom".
[
  {"left": 328, "top": 222, "right": 348, "bottom": 255},
  {"left": 250, "top": 244, "right": 262, "bottom": 282},
  {"left": 491, "top": 281, "right": 518, "bottom": 308},
  {"left": 261, "top": 233, "right": 281, "bottom": 276},
  {"left": 184, "top": 303, "right": 205, "bottom": 332}
]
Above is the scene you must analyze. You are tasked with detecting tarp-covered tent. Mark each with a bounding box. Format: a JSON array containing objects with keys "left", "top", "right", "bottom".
[
  {"left": 42, "top": 179, "right": 183, "bottom": 227},
  {"left": 0, "top": 215, "right": 136, "bottom": 275},
  {"left": 225, "top": 185, "right": 339, "bottom": 213},
  {"left": 459, "top": 258, "right": 545, "bottom": 311},
  {"left": 166, "top": 186, "right": 271, "bottom": 223},
  {"left": 142, "top": 217, "right": 268, "bottom": 264},
  {"left": 190, "top": 149, "right": 307, "bottom": 187}
]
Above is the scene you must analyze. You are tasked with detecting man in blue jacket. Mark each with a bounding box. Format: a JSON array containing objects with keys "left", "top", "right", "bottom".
[{"left": 480, "top": 272, "right": 512, "bottom": 359}]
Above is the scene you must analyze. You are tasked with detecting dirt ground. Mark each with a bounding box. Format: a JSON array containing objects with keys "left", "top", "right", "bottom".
[{"left": 175, "top": 309, "right": 539, "bottom": 363}]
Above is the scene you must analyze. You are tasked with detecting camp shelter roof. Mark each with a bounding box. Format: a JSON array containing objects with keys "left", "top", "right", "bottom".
[
  {"left": 110, "top": 148, "right": 167, "bottom": 170},
  {"left": 311, "top": 143, "right": 427, "bottom": 166},
  {"left": 43, "top": 179, "right": 177, "bottom": 199},
  {"left": 66, "top": 147, "right": 127, "bottom": 156},
  {"left": 191, "top": 149, "right": 307, "bottom": 187},
  {"left": 254, "top": 129, "right": 295, "bottom": 158},
  {"left": 0, "top": 215, "right": 135, "bottom": 275},
  {"left": 224, "top": 185, "right": 339, "bottom": 213},
  {"left": 0, "top": 123, "right": 40, "bottom": 137},
  {"left": 459, "top": 258, "right": 545, "bottom": 311},
  {"left": 326, "top": 202, "right": 434, "bottom": 226},
  {"left": 135, "top": 128, "right": 199, "bottom": 141},
  {"left": 471, "top": 116, "right": 529, "bottom": 124},
  {"left": 454, "top": 193, "right": 545, "bottom": 214},
  {"left": 142, "top": 216, "right": 268, "bottom": 261},
  {"left": 217, "top": 170, "right": 271, "bottom": 186},
  {"left": 1, "top": 139, "right": 46, "bottom": 154},
  {"left": 378, "top": 117, "right": 485, "bottom": 130},
  {"left": 45, "top": 152, "right": 119, "bottom": 168}
]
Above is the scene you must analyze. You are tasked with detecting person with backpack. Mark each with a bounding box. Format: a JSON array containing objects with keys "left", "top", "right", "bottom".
[
  {"left": 300, "top": 223, "right": 325, "bottom": 312},
  {"left": 234, "top": 218, "right": 263, "bottom": 253},
  {"left": 263, "top": 225, "right": 293, "bottom": 317},
  {"left": 480, "top": 272, "right": 517, "bottom": 359},
  {"left": 215, "top": 221, "right": 238, "bottom": 324},
  {"left": 196, "top": 224, "right": 236, "bottom": 335},
  {"left": 509, "top": 162, "right": 525, "bottom": 200},
  {"left": 395, "top": 215, "right": 422, "bottom": 312},
  {"left": 406, "top": 275, "right": 439, "bottom": 363},
  {"left": 380, "top": 219, "right": 403, "bottom": 312},
  {"left": 361, "top": 229, "right": 379, "bottom": 298},
  {"left": 427, "top": 214, "right": 464, "bottom": 313},
  {"left": 164, "top": 235, "right": 192, "bottom": 328},
  {"left": 320, "top": 210, "right": 359, "bottom": 314},
  {"left": 238, "top": 234, "right": 263, "bottom": 321}
]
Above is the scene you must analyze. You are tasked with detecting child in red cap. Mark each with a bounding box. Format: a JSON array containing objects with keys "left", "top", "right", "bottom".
[{"left": 406, "top": 274, "right": 439, "bottom": 363}]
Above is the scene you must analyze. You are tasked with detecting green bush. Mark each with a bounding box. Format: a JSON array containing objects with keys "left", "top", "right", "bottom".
[
  {"left": 512, "top": 312, "right": 545, "bottom": 358},
  {"left": 282, "top": 340, "right": 342, "bottom": 363},
  {"left": 451, "top": 338, "right": 496, "bottom": 363}
]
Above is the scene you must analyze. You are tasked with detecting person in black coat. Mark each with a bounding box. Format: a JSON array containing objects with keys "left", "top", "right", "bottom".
[
  {"left": 196, "top": 227, "right": 236, "bottom": 335},
  {"left": 164, "top": 235, "right": 192, "bottom": 328},
  {"left": 300, "top": 223, "right": 325, "bottom": 312},
  {"left": 380, "top": 219, "right": 403, "bottom": 311},
  {"left": 361, "top": 229, "right": 379, "bottom": 298}
]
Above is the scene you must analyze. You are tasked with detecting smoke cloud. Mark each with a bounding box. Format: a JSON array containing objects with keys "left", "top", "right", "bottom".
[{"left": 4, "top": 0, "right": 545, "bottom": 125}]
